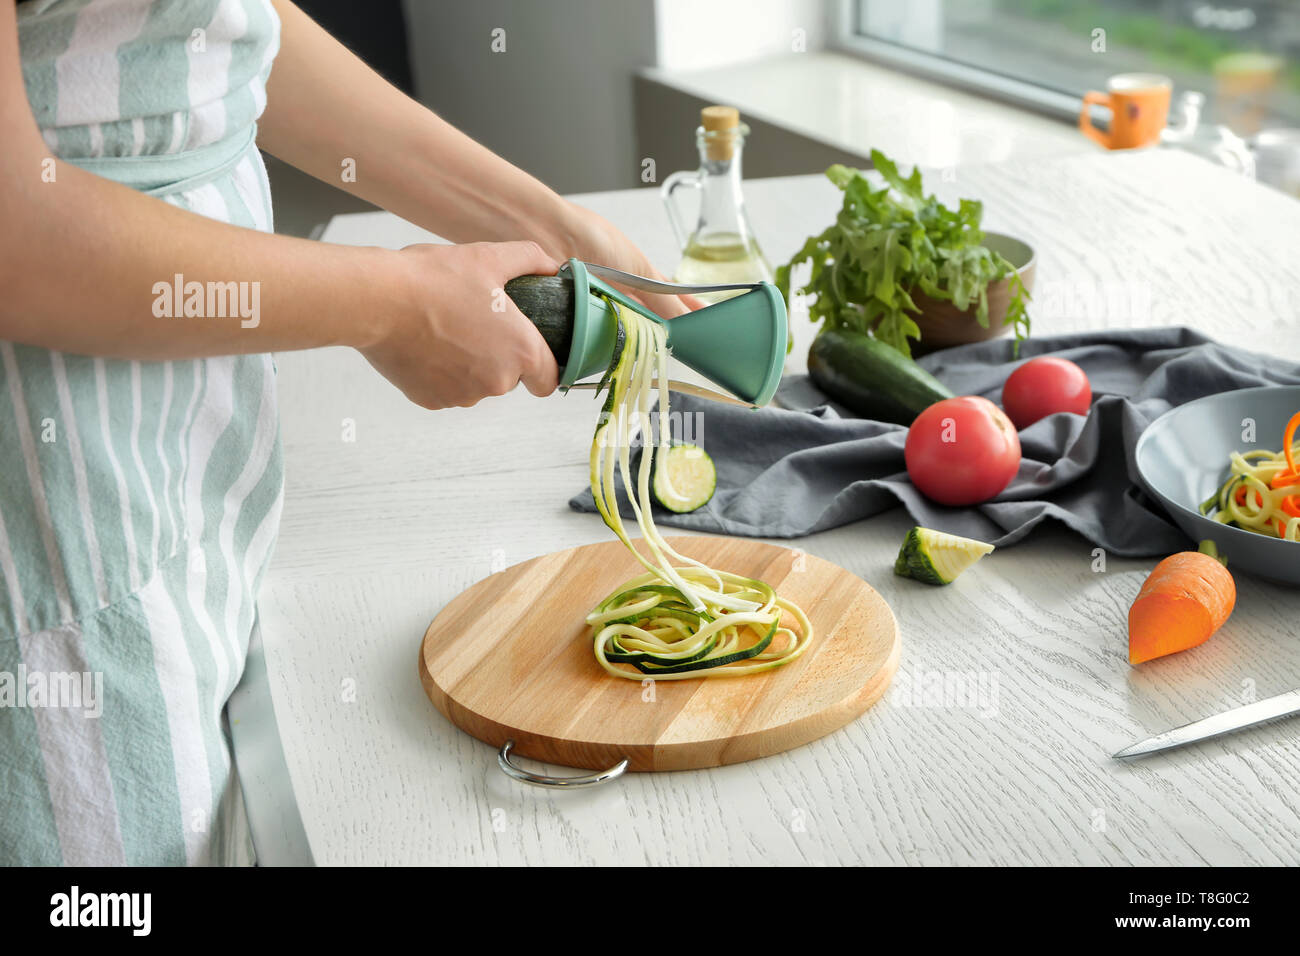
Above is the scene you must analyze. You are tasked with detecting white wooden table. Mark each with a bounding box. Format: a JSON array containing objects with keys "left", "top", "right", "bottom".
[{"left": 257, "top": 150, "right": 1300, "bottom": 865}]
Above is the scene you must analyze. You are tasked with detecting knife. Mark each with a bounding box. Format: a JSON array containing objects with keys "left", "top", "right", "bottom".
[
  {"left": 1113, "top": 687, "right": 1300, "bottom": 760},
  {"left": 580, "top": 261, "right": 766, "bottom": 297},
  {"left": 566, "top": 379, "right": 757, "bottom": 408}
]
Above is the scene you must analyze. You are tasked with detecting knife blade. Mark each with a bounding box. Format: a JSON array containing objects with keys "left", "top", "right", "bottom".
[
  {"left": 579, "top": 261, "right": 765, "bottom": 297},
  {"left": 566, "top": 379, "right": 758, "bottom": 408},
  {"left": 1113, "top": 687, "right": 1300, "bottom": 760}
]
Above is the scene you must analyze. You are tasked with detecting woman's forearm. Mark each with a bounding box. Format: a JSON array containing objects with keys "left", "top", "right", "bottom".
[
  {"left": 0, "top": 150, "right": 560, "bottom": 409},
  {"left": 0, "top": 154, "right": 394, "bottom": 360},
  {"left": 0, "top": 0, "right": 559, "bottom": 409},
  {"left": 0, "top": 5, "right": 388, "bottom": 360},
  {"left": 259, "top": 0, "right": 580, "bottom": 253}
]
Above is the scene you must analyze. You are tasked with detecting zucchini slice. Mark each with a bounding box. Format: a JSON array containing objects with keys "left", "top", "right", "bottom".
[
  {"left": 894, "top": 526, "right": 994, "bottom": 586},
  {"left": 652, "top": 444, "right": 717, "bottom": 513}
]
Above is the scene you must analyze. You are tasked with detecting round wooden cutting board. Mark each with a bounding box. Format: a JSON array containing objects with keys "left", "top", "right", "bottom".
[{"left": 418, "top": 536, "right": 900, "bottom": 772}]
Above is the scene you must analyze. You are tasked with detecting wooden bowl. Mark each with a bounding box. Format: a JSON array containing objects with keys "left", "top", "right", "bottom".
[{"left": 909, "top": 232, "right": 1036, "bottom": 356}]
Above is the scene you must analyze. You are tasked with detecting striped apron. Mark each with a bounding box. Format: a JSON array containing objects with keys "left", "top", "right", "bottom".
[{"left": 2, "top": 0, "right": 284, "bottom": 865}]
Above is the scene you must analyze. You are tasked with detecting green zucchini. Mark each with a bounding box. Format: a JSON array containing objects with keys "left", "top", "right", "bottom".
[
  {"left": 807, "top": 327, "right": 953, "bottom": 424},
  {"left": 504, "top": 274, "right": 573, "bottom": 365},
  {"left": 586, "top": 302, "right": 815, "bottom": 681}
]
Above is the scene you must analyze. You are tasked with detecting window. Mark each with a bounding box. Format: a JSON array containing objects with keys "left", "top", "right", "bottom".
[{"left": 836, "top": 0, "right": 1300, "bottom": 133}]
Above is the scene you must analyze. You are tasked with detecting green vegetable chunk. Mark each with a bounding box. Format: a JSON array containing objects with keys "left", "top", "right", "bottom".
[{"left": 894, "top": 526, "right": 995, "bottom": 586}]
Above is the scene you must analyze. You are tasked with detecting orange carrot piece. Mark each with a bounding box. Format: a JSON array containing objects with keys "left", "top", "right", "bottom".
[
  {"left": 1283, "top": 412, "right": 1299, "bottom": 476},
  {"left": 1271, "top": 470, "right": 1299, "bottom": 520},
  {"left": 1128, "top": 545, "right": 1236, "bottom": 665},
  {"left": 1275, "top": 412, "right": 1300, "bottom": 521}
]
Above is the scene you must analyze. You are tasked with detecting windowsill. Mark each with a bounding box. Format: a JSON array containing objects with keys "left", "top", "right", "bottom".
[{"left": 639, "top": 51, "right": 1096, "bottom": 169}]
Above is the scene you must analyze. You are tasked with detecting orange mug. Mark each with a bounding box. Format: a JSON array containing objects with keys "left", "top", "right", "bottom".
[{"left": 1079, "top": 73, "right": 1172, "bottom": 150}]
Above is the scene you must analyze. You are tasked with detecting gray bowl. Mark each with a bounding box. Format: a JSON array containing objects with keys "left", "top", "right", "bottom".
[{"left": 1134, "top": 385, "right": 1300, "bottom": 585}]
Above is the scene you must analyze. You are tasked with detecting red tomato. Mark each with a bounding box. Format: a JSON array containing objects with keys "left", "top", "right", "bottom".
[
  {"left": 905, "top": 397, "right": 1021, "bottom": 506},
  {"left": 1000, "top": 357, "right": 1092, "bottom": 430}
]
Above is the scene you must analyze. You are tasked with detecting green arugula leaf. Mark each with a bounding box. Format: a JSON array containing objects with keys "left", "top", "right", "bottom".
[{"left": 782, "top": 153, "right": 1031, "bottom": 357}]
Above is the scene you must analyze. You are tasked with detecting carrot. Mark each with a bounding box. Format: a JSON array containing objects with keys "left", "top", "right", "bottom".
[
  {"left": 1283, "top": 412, "right": 1299, "bottom": 476},
  {"left": 1128, "top": 541, "right": 1236, "bottom": 665},
  {"left": 1269, "top": 413, "right": 1300, "bottom": 533}
]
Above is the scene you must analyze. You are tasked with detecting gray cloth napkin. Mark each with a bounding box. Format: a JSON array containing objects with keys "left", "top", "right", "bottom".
[{"left": 568, "top": 327, "right": 1300, "bottom": 557}]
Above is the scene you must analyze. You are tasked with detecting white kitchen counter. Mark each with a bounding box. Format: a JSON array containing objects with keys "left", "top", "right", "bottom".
[{"left": 257, "top": 149, "right": 1300, "bottom": 865}]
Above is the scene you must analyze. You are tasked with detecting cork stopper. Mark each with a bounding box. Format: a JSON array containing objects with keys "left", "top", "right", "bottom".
[{"left": 700, "top": 105, "right": 741, "bottom": 160}]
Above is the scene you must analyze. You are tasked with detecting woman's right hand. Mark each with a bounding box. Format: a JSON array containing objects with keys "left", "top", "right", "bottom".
[{"left": 362, "top": 241, "right": 561, "bottom": 409}]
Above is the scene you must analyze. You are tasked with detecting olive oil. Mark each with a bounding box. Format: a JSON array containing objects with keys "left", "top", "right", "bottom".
[
  {"left": 673, "top": 233, "right": 773, "bottom": 303},
  {"left": 663, "top": 107, "right": 772, "bottom": 305}
]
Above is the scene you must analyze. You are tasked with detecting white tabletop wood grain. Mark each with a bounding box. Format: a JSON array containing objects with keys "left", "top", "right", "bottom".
[{"left": 257, "top": 149, "right": 1300, "bottom": 865}]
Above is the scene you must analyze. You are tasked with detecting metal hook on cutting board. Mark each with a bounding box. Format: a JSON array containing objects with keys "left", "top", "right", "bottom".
[{"left": 497, "top": 739, "right": 628, "bottom": 788}]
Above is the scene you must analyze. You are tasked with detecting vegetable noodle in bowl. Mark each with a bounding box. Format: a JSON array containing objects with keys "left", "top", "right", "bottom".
[
  {"left": 1135, "top": 386, "right": 1300, "bottom": 586},
  {"left": 1200, "top": 414, "right": 1300, "bottom": 540}
]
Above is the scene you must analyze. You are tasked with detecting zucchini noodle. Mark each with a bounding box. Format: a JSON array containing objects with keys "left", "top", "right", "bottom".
[
  {"left": 586, "top": 301, "right": 813, "bottom": 679},
  {"left": 1199, "top": 429, "right": 1300, "bottom": 542}
]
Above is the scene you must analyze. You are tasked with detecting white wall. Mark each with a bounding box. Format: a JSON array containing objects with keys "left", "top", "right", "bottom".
[
  {"left": 402, "top": 0, "right": 658, "bottom": 194},
  {"left": 403, "top": 0, "right": 831, "bottom": 193},
  {"left": 655, "top": 0, "right": 828, "bottom": 71}
]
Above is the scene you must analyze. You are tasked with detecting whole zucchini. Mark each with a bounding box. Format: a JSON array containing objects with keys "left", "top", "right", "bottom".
[{"left": 807, "top": 328, "right": 953, "bottom": 424}]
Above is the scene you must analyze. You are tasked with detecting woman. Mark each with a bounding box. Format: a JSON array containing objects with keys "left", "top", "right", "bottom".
[{"left": 0, "top": 0, "right": 689, "bottom": 865}]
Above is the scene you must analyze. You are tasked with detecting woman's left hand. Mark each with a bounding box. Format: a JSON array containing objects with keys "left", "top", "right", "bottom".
[{"left": 554, "top": 204, "right": 705, "bottom": 319}]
